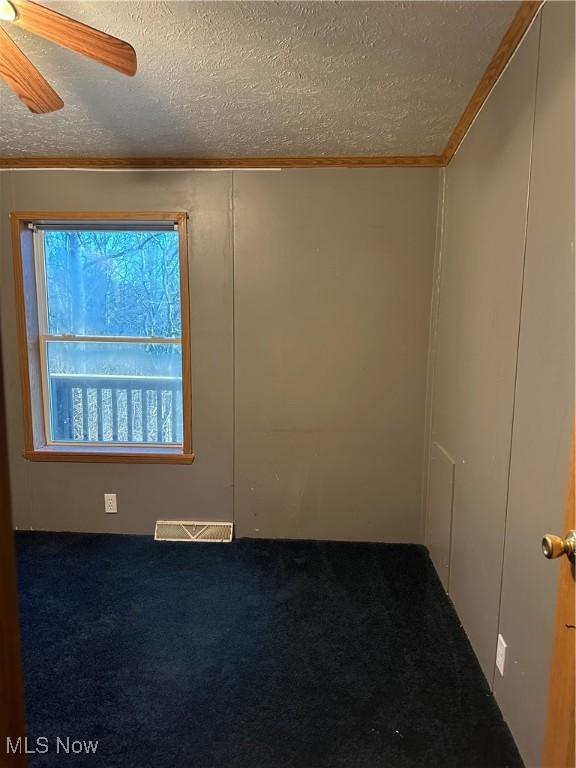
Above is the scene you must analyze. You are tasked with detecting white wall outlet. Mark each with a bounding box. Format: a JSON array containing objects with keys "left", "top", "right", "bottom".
[
  {"left": 104, "top": 493, "right": 117, "bottom": 514},
  {"left": 496, "top": 634, "right": 507, "bottom": 676}
]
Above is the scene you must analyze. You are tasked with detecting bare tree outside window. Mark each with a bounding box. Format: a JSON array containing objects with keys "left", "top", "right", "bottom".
[{"left": 39, "top": 227, "right": 184, "bottom": 446}]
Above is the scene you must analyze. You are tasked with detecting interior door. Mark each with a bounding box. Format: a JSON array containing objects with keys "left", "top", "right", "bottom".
[{"left": 542, "top": 434, "right": 575, "bottom": 767}]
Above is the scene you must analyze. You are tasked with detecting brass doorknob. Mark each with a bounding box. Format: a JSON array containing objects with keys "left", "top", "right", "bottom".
[{"left": 542, "top": 530, "right": 576, "bottom": 559}]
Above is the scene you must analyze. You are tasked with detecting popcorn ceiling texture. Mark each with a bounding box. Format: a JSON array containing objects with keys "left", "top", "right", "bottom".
[{"left": 0, "top": 1, "right": 519, "bottom": 158}]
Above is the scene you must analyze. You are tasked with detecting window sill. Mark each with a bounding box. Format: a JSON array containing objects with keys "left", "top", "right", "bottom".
[{"left": 23, "top": 446, "right": 195, "bottom": 465}]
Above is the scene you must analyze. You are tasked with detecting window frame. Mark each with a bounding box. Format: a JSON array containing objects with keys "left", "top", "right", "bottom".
[{"left": 11, "top": 211, "right": 194, "bottom": 464}]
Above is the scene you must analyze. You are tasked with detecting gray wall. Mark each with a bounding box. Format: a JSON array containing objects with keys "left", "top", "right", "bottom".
[
  {"left": 425, "top": 3, "right": 574, "bottom": 764},
  {"left": 493, "top": 4, "right": 574, "bottom": 763},
  {"left": 0, "top": 171, "right": 235, "bottom": 534},
  {"left": 234, "top": 169, "right": 438, "bottom": 541},
  {"left": 428, "top": 15, "right": 540, "bottom": 675},
  {"left": 0, "top": 167, "right": 438, "bottom": 542}
]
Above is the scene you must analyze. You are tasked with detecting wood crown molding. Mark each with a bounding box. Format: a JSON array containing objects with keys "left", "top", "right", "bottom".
[
  {"left": 441, "top": 0, "right": 544, "bottom": 163},
  {"left": 0, "top": 1, "right": 544, "bottom": 170},
  {"left": 0, "top": 155, "right": 445, "bottom": 169}
]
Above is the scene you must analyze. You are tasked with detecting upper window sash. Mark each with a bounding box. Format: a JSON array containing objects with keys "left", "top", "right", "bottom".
[{"left": 33, "top": 225, "right": 183, "bottom": 340}]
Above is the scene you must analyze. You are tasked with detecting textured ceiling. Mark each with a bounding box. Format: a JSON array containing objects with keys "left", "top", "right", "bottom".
[{"left": 0, "top": 1, "right": 519, "bottom": 158}]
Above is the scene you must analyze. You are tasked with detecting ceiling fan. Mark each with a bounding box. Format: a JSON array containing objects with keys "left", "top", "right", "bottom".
[{"left": 0, "top": 0, "right": 137, "bottom": 113}]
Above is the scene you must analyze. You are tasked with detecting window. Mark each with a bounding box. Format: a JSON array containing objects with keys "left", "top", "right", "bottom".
[{"left": 11, "top": 213, "right": 193, "bottom": 463}]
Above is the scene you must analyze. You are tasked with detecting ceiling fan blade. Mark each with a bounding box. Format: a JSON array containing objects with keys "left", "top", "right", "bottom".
[
  {"left": 0, "top": 26, "right": 63, "bottom": 113},
  {"left": 11, "top": 0, "right": 137, "bottom": 76}
]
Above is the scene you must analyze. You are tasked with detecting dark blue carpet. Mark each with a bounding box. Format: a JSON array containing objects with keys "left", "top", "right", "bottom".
[{"left": 16, "top": 533, "right": 523, "bottom": 768}]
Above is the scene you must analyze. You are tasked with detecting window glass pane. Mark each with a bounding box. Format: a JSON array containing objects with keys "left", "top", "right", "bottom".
[
  {"left": 44, "top": 229, "right": 181, "bottom": 338},
  {"left": 46, "top": 342, "right": 183, "bottom": 445}
]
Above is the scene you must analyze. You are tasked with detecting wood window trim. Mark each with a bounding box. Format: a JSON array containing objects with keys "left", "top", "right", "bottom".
[
  {"left": 23, "top": 446, "right": 195, "bottom": 464},
  {"left": 11, "top": 211, "right": 194, "bottom": 465}
]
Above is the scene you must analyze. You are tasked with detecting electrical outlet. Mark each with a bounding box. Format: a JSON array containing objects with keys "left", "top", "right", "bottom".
[
  {"left": 496, "top": 634, "right": 507, "bottom": 676},
  {"left": 104, "top": 493, "right": 117, "bottom": 514}
]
